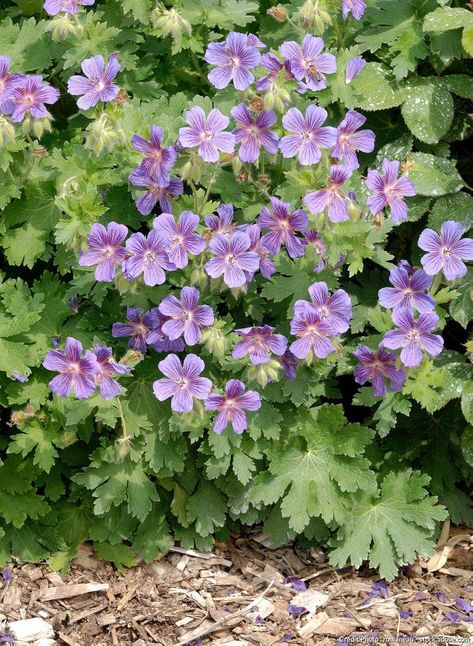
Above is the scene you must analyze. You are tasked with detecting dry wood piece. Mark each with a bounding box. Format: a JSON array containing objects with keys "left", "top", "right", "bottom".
[
  {"left": 97, "top": 612, "right": 116, "bottom": 627},
  {"left": 41, "top": 583, "right": 109, "bottom": 602},
  {"left": 58, "top": 633, "right": 81, "bottom": 646},
  {"left": 69, "top": 601, "right": 108, "bottom": 624}
]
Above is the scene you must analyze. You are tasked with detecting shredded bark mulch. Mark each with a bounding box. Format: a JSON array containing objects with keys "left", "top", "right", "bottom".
[{"left": 0, "top": 522, "right": 472, "bottom": 645}]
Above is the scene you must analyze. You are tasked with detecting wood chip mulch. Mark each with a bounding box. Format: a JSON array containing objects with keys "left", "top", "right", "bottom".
[{"left": 0, "top": 522, "right": 472, "bottom": 646}]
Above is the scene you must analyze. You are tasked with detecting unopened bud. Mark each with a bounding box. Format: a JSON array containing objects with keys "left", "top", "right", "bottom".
[
  {"left": 119, "top": 349, "right": 144, "bottom": 367},
  {"left": 267, "top": 5, "right": 288, "bottom": 22},
  {"left": 236, "top": 171, "right": 250, "bottom": 183},
  {"left": 201, "top": 327, "right": 226, "bottom": 356},
  {"left": 151, "top": 4, "right": 192, "bottom": 39},
  {"left": 248, "top": 360, "right": 281, "bottom": 387},
  {"left": 61, "top": 430, "right": 76, "bottom": 448},
  {"left": 232, "top": 155, "right": 242, "bottom": 174},
  {"left": 181, "top": 156, "right": 203, "bottom": 183},
  {"left": 0, "top": 115, "right": 15, "bottom": 147},
  {"left": 190, "top": 264, "right": 208, "bottom": 290},
  {"left": 10, "top": 411, "right": 26, "bottom": 426},
  {"left": 48, "top": 13, "right": 84, "bottom": 39},
  {"left": 33, "top": 146, "right": 48, "bottom": 159},
  {"left": 86, "top": 113, "right": 125, "bottom": 155},
  {"left": 22, "top": 114, "right": 52, "bottom": 138},
  {"left": 299, "top": 0, "right": 331, "bottom": 33},
  {"left": 113, "top": 88, "right": 129, "bottom": 105},
  {"left": 373, "top": 212, "right": 384, "bottom": 228}
]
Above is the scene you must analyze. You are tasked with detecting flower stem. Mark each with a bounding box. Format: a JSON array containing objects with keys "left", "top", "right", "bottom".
[{"left": 116, "top": 397, "right": 128, "bottom": 440}]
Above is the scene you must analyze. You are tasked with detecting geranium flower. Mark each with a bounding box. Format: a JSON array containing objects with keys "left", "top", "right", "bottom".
[
  {"left": 204, "top": 31, "right": 261, "bottom": 90},
  {"left": 153, "top": 354, "right": 212, "bottom": 413},
  {"left": 4, "top": 75, "right": 59, "bottom": 122},
  {"left": 67, "top": 55, "right": 120, "bottom": 109},
  {"left": 244, "top": 223, "right": 276, "bottom": 280},
  {"left": 79, "top": 221, "right": 128, "bottom": 282},
  {"left": 345, "top": 57, "right": 366, "bottom": 83},
  {"left": 256, "top": 53, "right": 294, "bottom": 92},
  {"left": 304, "top": 165, "right": 352, "bottom": 222},
  {"left": 258, "top": 197, "right": 308, "bottom": 258},
  {"left": 43, "top": 0, "right": 94, "bottom": 15},
  {"left": 145, "top": 309, "right": 186, "bottom": 354},
  {"left": 331, "top": 110, "right": 375, "bottom": 169},
  {"left": 365, "top": 159, "right": 416, "bottom": 224},
  {"left": 0, "top": 56, "right": 25, "bottom": 113},
  {"left": 112, "top": 307, "right": 157, "bottom": 352},
  {"left": 129, "top": 169, "right": 183, "bottom": 215},
  {"left": 418, "top": 220, "right": 473, "bottom": 281},
  {"left": 342, "top": 0, "right": 367, "bottom": 20},
  {"left": 353, "top": 345, "right": 406, "bottom": 396},
  {"left": 205, "top": 203, "right": 235, "bottom": 237},
  {"left": 153, "top": 211, "right": 206, "bottom": 268},
  {"left": 93, "top": 344, "right": 130, "bottom": 400},
  {"left": 303, "top": 230, "right": 327, "bottom": 273},
  {"left": 158, "top": 286, "right": 214, "bottom": 346},
  {"left": 295, "top": 281, "right": 352, "bottom": 334},
  {"left": 289, "top": 303, "right": 335, "bottom": 359},
  {"left": 382, "top": 308, "right": 444, "bottom": 367},
  {"left": 280, "top": 105, "right": 337, "bottom": 165},
  {"left": 205, "top": 379, "right": 261, "bottom": 434},
  {"left": 132, "top": 124, "right": 177, "bottom": 186},
  {"left": 280, "top": 35, "right": 336, "bottom": 91},
  {"left": 378, "top": 264, "right": 435, "bottom": 312},
  {"left": 231, "top": 104, "right": 278, "bottom": 162},
  {"left": 124, "top": 230, "right": 174, "bottom": 286},
  {"left": 205, "top": 232, "right": 260, "bottom": 288},
  {"left": 178, "top": 106, "right": 234, "bottom": 163},
  {"left": 43, "top": 337, "right": 100, "bottom": 399},
  {"left": 233, "top": 325, "right": 287, "bottom": 364},
  {"left": 278, "top": 350, "right": 298, "bottom": 380}
]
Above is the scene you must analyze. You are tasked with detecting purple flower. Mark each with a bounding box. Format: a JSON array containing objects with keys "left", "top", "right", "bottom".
[
  {"left": 67, "top": 54, "right": 120, "bottom": 110},
  {"left": 69, "top": 295, "right": 79, "bottom": 313},
  {"left": 295, "top": 281, "right": 352, "bottom": 334},
  {"left": 205, "top": 232, "right": 260, "bottom": 288},
  {"left": 204, "top": 31, "right": 261, "bottom": 90},
  {"left": 0, "top": 632, "right": 14, "bottom": 645},
  {"left": 112, "top": 307, "right": 156, "bottom": 352},
  {"left": 205, "top": 379, "right": 261, "bottom": 434},
  {"left": 444, "top": 611, "right": 461, "bottom": 623},
  {"left": 129, "top": 170, "right": 183, "bottom": 215},
  {"left": 287, "top": 604, "right": 306, "bottom": 617},
  {"left": 382, "top": 308, "right": 444, "bottom": 367},
  {"left": 378, "top": 264, "right": 435, "bottom": 313},
  {"left": 256, "top": 53, "right": 294, "bottom": 93},
  {"left": 43, "top": 337, "right": 100, "bottom": 399},
  {"left": 153, "top": 354, "right": 212, "bottom": 413},
  {"left": 93, "top": 344, "right": 130, "bottom": 400},
  {"left": 280, "top": 35, "right": 336, "bottom": 91},
  {"left": 304, "top": 165, "right": 352, "bottom": 223},
  {"left": 399, "top": 610, "right": 413, "bottom": 619},
  {"left": 145, "top": 309, "right": 186, "bottom": 353},
  {"left": 4, "top": 75, "right": 59, "bottom": 122},
  {"left": 365, "top": 159, "right": 416, "bottom": 224},
  {"left": 245, "top": 224, "right": 276, "bottom": 280},
  {"left": 79, "top": 221, "right": 128, "bottom": 282},
  {"left": 0, "top": 56, "right": 25, "bottom": 113},
  {"left": 43, "top": 0, "right": 94, "bottom": 15},
  {"left": 418, "top": 220, "right": 473, "bottom": 281},
  {"left": 280, "top": 105, "right": 337, "bottom": 165},
  {"left": 124, "top": 229, "right": 174, "bottom": 286},
  {"left": 342, "top": 0, "right": 367, "bottom": 20},
  {"left": 11, "top": 372, "right": 28, "bottom": 383},
  {"left": 233, "top": 325, "right": 287, "bottom": 364},
  {"left": 258, "top": 197, "right": 308, "bottom": 258},
  {"left": 285, "top": 576, "right": 307, "bottom": 592},
  {"left": 153, "top": 211, "right": 205, "bottom": 269},
  {"left": 303, "top": 230, "right": 327, "bottom": 273},
  {"left": 332, "top": 110, "right": 375, "bottom": 169},
  {"left": 2, "top": 568, "right": 12, "bottom": 582},
  {"left": 289, "top": 304, "right": 335, "bottom": 360},
  {"left": 205, "top": 203, "right": 235, "bottom": 236},
  {"left": 279, "top": 350, "right": 298, "bottom": 380},
  {"left": 231, "top": 104, "right": 278, "bottom": 163},
  {"left": 455, "top": 598, "right": 473, "bottom": 613},
  {"left": 354, "top": 346, "right": 406, "bottom": 396},
  {"left": 345, "top": 57, "right": 366, "bottom": 83},
  {"left": 158, "top": 287, "right": 214, "bottom": 346},
  {"left": 132, "top": 124, "right": 177, "bottom": 186},
  {"left": 179, "top": 107, "right": 235, "bottom": 163}
]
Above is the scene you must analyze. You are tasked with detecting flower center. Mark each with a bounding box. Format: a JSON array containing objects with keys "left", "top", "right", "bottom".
[
  {"left": 441, "top": 246, "right": 452, "bottom": 257},
  {"left": 96, "top": 80, "right": 106, "bottom": 92},
  {"left": 406, "top": 329, "right": 419, "bottom": 342},
  {"left": 318, "top": 305, "right": 330, "bottom": 318},
  {"left": 177, "top": 377, "right": 188, "bottom": 388},
  {"left": 22, "top": 93, "right": 35, "bottom": 107},
  {"left": 301, "top": 130, "right": 313, "bottom": 141},
  {"left": 69, "top": 362, "right": 81, "bottom": 375},
  {"left": 226, "top": 253, "right": 237, "bottom": 265},
  {"left": 144, "top": 250, "right": 156, "bottom": 263},
  {"left": 200, "top": 129, "right": 214, "bottom": 141},
  {"left": 103, "top": 246, "right": 115, "bottom": 257},
  {"left": 170, "top": 234, "right": 184, "bottom": 247},
  {"left": 231, "top": 56, "right": 240, "bottom": 67}
]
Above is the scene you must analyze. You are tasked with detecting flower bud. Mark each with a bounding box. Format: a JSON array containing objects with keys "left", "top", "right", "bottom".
[
  {"left": 248, "top": 360, "right": 281, "bottom": 387},
  {"left": 33, "top": 146, "right": 48, "bottom": 159},
  {"left": 32, "top": 115, "right": 53, "bottom": 138},
  {"left": 190, "top": 264, "right": 208, "bottom": 290},
  {"left": 299, "top": 0, "right": 331, "bottom": 33},
  {"left": 151, "top": 4, "right": 192, "bottom": 39},
  {"left": 48, "top": 13, "right": 84, "bottom": 39},
  {"left": 232, "top": 155, "right": 242, "bottom": 175},
  {"left": 263, "top": 81, "right": 291, "bottom": 112},
  {"left": 0, "top": 116, "right": 15, "bottom": 147},
  {"left": 119, "top": 349, "right": 144, "bottom": 367},
  {"left": 180, "top": 156, "right": 203, "bottom": 183},
  {"left": 201, "top": 327, "right": 226, "bottom": 357},
  {"left": 61, "top": 429, "right": 77, "bottom": 448},
  {"left": 86, "top": 113, "right": 125, "bottom": 155},
  {"left": 267, "top": 5, "right": 288, "bottom": 22}
]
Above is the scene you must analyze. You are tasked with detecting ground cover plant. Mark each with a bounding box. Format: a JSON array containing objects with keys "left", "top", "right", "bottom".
[{"left": 0, "top": 0, "right": 472, "bottom": 582}]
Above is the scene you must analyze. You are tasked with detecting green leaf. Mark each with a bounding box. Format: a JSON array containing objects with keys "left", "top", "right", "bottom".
[
  {"left": 330, "top": 470, "right": 448, "bottom": 581},
  {"left": 351, "top": 63, "right": 404, "bottom": 111},
  {"left": 403, "top": 361, "right": 447, "bottom": 413},
  {"left": 122, "top": 0, "right": 152, "bottom": 23},
  {"left": 95, "top": 543, "right": 137, "bottom": 573},
  {"left": 132, "top": 506, "right": 172, "bottom": 562},
  {"left": 460, "top": 426, "right": 473, "bottom": 467},
  {"left": 186, "top": 481, "right": 226, "bottom": 537},
  {"left": 450, "top": 269, "right": 473, "bottom": 328},
  {"left": 428, "top": 192, "right": 473, "bottom": 231},
  {"left": 249, "top": 405, "right": 375, "bottom": 532},
  {"left": 8, "top": 420, "right": 61, "bottom": 473},
  {"left": 444, "top": 74, "right": 473, "bottom": 100},
  {"left": 401, "top": 80, "right": 453, "bottom": 144},
  {"left": 406, "top": 153, "right": 463, "bottom": 196},
  {"left": 423, "top": 7, "right": 473, "bottom": 33}
]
